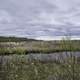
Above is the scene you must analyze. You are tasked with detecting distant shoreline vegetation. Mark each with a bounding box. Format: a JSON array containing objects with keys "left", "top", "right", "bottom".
[
  {"left": 0, "top": 36, "right": 80, "bottom": 55},
  {"left": 0, "top": 36, "right": 38, "bottom": 42},
  {"left": 0, "top": 36, "right": 80, "bottom": 41}
]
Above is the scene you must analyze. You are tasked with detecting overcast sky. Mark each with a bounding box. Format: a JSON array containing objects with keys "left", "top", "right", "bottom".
[{"left": 0, "top": 0, "right": 80, "bottom": 40}]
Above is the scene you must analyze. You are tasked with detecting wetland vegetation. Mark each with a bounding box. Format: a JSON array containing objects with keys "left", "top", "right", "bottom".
[
  {"left": 0, "top": 36, "right": 80, "bottom": 80},
  {"left": 0, "top": 36, "right": 80, "bottom": 55}
]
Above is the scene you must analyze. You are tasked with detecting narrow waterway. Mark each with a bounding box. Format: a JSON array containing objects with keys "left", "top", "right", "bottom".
[{"left": 0, "top": 51, "right": 80, "bottom": 64}]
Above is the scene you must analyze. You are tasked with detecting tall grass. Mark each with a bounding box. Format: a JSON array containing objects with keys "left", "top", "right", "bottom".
[
  {"left": 0, "top": 40, "right": 80, "bottom": 55},
  {"left": 60, "top": 34, "right": 79, "bottom": 80},
  {"left": 0, "top": 55, "right": 80, "bottom": 80}
]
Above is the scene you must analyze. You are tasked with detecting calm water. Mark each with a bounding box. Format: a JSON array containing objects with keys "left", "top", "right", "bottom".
[{"left": 0, "top": 52, "right": 80, "bottom": 63}]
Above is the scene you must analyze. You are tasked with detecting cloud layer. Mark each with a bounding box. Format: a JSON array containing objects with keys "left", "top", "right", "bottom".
[{"left": 0, "top": 0, "right": 80, "bottom": 40}]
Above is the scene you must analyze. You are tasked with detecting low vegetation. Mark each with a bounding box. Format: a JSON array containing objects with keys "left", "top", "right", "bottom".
[
  {"left": 0, "top": 36, "right": 80, "bottom": 80},
  {"left": 0, "top": 55, "right": 80, "bottom": 80},
  {"left": 0, "top": 37, "right": 80, "bottom": 55}
]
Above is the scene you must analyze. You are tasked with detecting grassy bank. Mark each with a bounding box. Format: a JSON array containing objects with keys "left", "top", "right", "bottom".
[
  {"left": 0, "top": 47, "right": 80, "bottom": 55},
  {"left": 0, "top": 55, "right": 80, "bottom": 80},
  {"left": 0, "top": 37, "right": 80, "bottom": 55}
]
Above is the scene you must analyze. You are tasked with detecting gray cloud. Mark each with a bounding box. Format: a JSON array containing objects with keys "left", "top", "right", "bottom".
[{"left": 0, "top": 0, "right": 80, "bottom": 40}]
